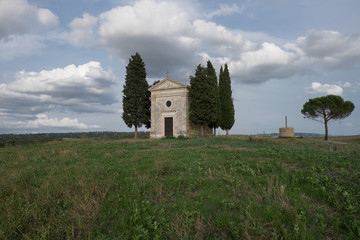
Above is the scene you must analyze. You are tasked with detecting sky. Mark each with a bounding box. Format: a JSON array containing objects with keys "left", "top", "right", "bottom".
[{"left": 1, "top": 0, "right": 359, "bottom": 136}]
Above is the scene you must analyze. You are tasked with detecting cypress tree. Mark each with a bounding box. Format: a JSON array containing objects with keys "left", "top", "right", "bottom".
[
  {"left": 219, "top": 64, "right": 235, "bottom": 137},
  {"left": 215, "top": 77, "right": 222, "bottom": 136},
  {"left": 189, "top": 64, "right": 216, "bottom": 136},
  {"left": 122, "top": 52, "right": 150, "bottom": 139},
  {"left": 205, "top": 60, "right": 219, "bottom": 135}
]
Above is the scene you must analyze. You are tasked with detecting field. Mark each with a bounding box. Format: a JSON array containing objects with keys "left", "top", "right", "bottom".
[{"left": 0, "top": 135, "right": 359, "bottom": 239}]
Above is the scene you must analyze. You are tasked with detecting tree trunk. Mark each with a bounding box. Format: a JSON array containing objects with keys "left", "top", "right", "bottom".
[
  {"left": 200, "top": 125, "right": 204, "bottom": 137},
  {"left": 134, "top": 125, "right": 138, "bottom": 139},
  {"left": 214, "top": 127, "right": 216, "bottom": 136},
  {"left": 226, "top": 129, "right": 229, "bottom": 137},
  {"left": 324, "top": 120, "right": 328, "bottom": 141}
]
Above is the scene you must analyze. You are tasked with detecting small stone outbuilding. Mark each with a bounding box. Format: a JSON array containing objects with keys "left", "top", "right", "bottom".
[
  {"left": 279, "top": 116, "right": 295, "bottom": 137},
  {"left": 149, "top": 78, "right": 189, "bottom": 138}
]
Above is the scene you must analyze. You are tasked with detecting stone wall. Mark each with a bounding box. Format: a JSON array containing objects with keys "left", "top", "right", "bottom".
[{"left": 188, "top": 121, "right": 212, "bottom": 137}]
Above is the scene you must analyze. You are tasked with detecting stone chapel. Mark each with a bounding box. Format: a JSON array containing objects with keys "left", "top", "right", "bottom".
[
  {"left": 149, "top": 77, "right": 212, "bottom": 139},
  {"left": 149, "top": 78, "right": 189, "bottom": 138}
]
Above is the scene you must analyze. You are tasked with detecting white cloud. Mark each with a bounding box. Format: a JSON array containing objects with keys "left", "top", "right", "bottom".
[
  {"left": 0, "top": 0, "right": 58, "bottom": 38},
  {"left": 205, "top": 4, "right": 245, "bottom": 18},
  {"left": 342, "top": 81, "right": 352, "bottom": 88},
  {"left": 306, "top": 82, "right": 343, "bottom": 96},
  {"left": 0, "top": 0, "right": 59, "bottom": 60},
  {"left": 193, "top": 20, "right": 253, "bottom": 51},
  {"left": 229, "top": 42, "right": 306, "bottom": 83},
  {"left": 297, "top": 30, "right": 360, "bottom": 68},
  {"left": 37, "top": 8, "right": 58, "bottom": 27},
  {"left": 64, "top": 0, "right": 360, "bottom": 84},
  {"left": 1, "top": 0, "right": 359, "bottom": 85},
  {"left": 72, "top": 0, "right": 257, "bottom": 79},
  {"left": 93, "top": 0, "right": 200, "bottom": 77},
  {"left": 0, "top": 34, "right": 45, "bottom": 60},
  {"left": 27, "top": 114, "right": 101, "bottom": 129},
  {"left": 0, "top": 61, "right": 118, "bottom": 116},
  {"left": 98, "top": 0, "right": 192, "bottom": 38},
  {"left": 69, "top": 13, "right": 98, "bottom": 47},
  {"left": 0, "top": 114, "right": 101, "bottom": 131},
  {"left": 0, "top": 61, "right": 117, "bottom": 132}
]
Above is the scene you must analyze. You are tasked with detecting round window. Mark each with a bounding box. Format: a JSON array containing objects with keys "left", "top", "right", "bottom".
[{"left": 166, "top": 100, "right": 172, "bottom": 107}]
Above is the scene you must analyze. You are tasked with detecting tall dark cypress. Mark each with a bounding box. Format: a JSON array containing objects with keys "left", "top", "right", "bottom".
[
  {"left": 205, "top": 60, "right": 219, "bottom": 135},
  {"left": 122, "top": 52, "right": 150, "bottom": 139},
  {"left": 219, "top": 64, "right": 235, "bottom": 136},
  {"left": 189, "top": 64, "right": 215, "bottom": 136},
  {"left": 215, "top": 76, "right": 222, "bottom": 136}
]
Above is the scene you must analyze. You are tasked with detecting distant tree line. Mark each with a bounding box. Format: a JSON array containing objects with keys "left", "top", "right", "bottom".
[{"left": 0, "top": 132, "right": 150, "bottom": 147}]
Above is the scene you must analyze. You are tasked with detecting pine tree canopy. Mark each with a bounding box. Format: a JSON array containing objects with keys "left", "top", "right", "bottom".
[
  {"left": 301, "top": 95, "right": 354, "bottom": 122},
  {"left": 301, "top": 95, "right": 355, "bottom": 140},
  {"left": 122, "top": 52, "right": 151, "bottom": 129}
]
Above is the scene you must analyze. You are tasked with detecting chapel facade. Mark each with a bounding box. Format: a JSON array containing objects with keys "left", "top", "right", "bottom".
[
  {"left": 149, "top": 78, "right": 189, "bottom": 138},
  {"left": 149, "top": 77, "right": 212, "bottom": 138}
]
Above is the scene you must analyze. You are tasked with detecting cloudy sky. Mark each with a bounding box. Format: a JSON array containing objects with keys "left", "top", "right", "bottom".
[{"left": 1, "top": 0, "right": 359, "bottom": 135}]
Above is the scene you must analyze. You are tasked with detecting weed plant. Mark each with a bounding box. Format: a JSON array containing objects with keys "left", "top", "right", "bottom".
[{"left": 0, "top": 136, "right": 359, "bottom": 239}]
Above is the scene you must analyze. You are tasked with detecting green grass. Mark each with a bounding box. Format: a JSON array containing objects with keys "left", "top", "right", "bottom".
[
  {"left": 0, "top": 136, "right": 359, "bottom": 239},
  {"left": 343, "top": 138, "right": 360, "bottom": 145}
]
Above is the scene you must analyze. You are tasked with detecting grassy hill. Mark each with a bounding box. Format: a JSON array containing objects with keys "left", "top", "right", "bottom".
[{"left": 0, "top": 136, "right": 359, "bottom": 239}]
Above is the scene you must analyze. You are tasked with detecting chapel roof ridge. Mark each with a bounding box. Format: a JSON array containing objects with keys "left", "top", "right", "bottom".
[{"left": 149, "top": 76, "right": 189, "bottom": 91}]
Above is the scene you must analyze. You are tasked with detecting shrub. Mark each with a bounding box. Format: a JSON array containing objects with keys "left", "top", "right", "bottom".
[{"left": 177, "top": 135, "right": 188, "bottom": 140}]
